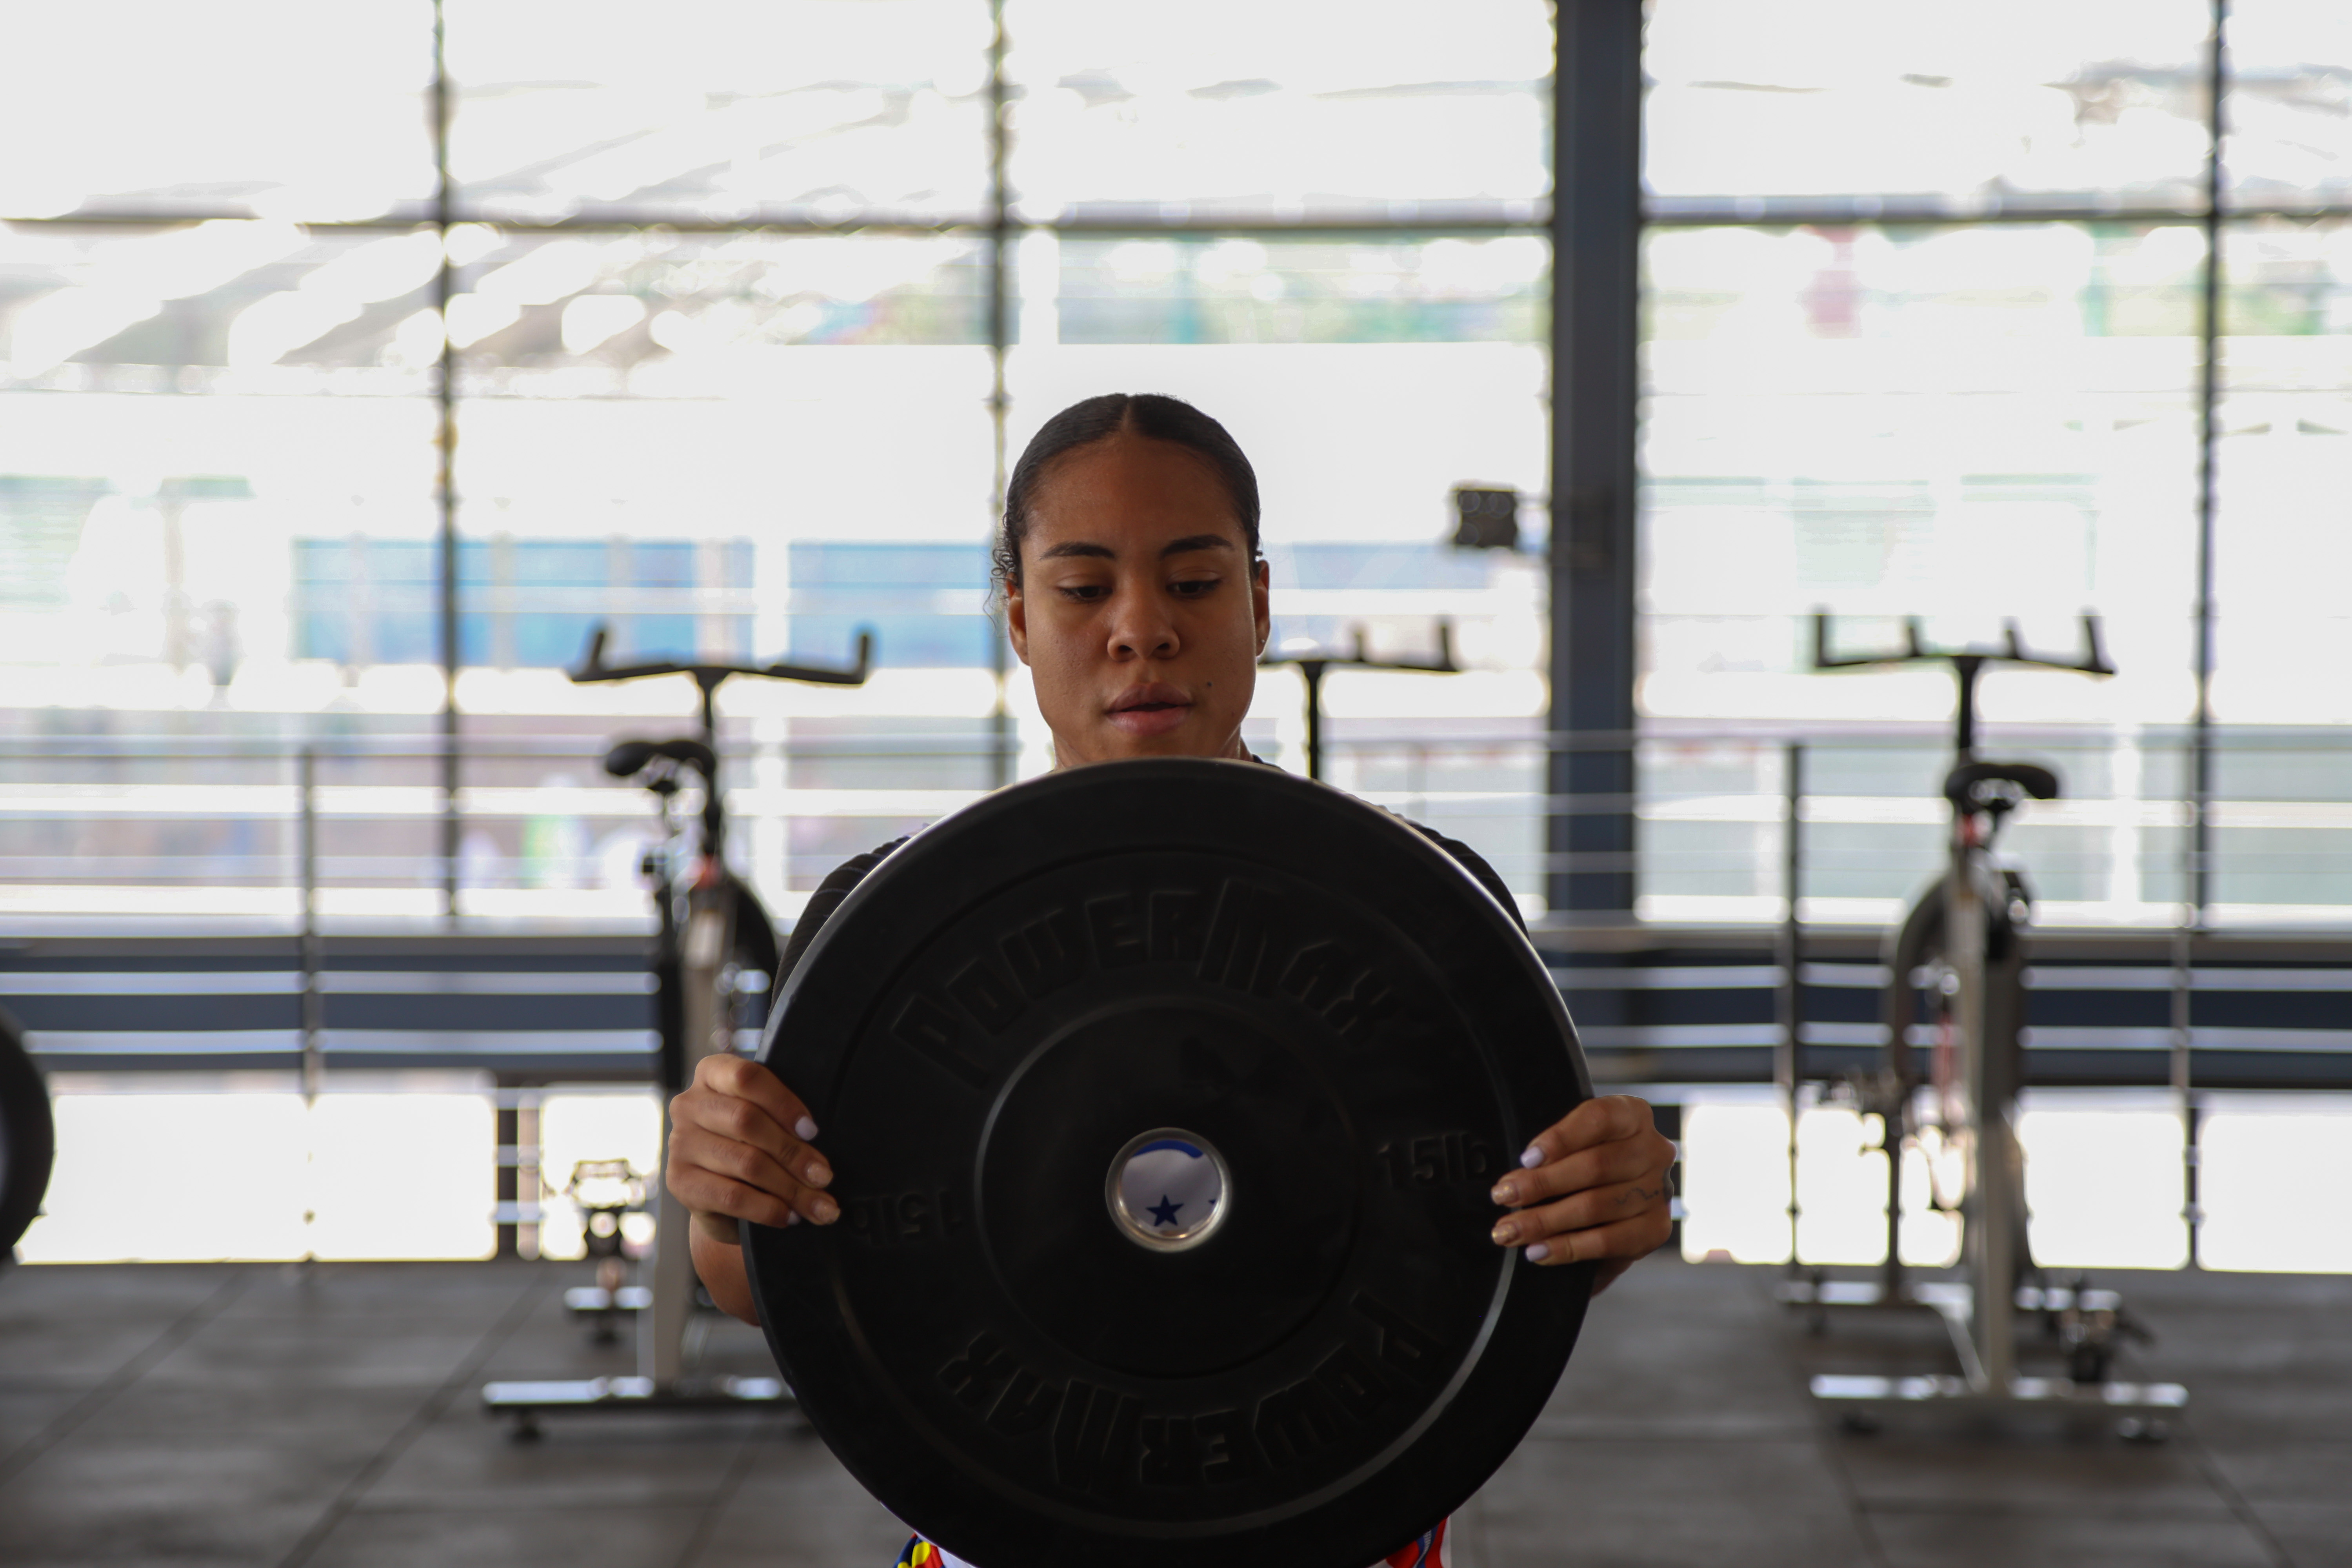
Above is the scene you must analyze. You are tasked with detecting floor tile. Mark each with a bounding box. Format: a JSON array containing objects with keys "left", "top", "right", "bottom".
[
  {"left": 213, "top": 1260, "right": 536, "bottom": 1323},
  {"left": 75, "top": 1381, "right": 429, "bottom": 1444},
  {"left": 1, "top": 1433, "right": 381, "bottom": 1515},
  {"left": 0, "top": 1263, "right": 238, "bottom": 1317},
  {"left": 0, "top": 1489, "right": 327, "bottom": 1565},
  {"left": 698, "top": 1492, "right": 911, "bottom": 1568},
  {"left": 2251, "top": 1502, "right": 2352, "bottom": 1568},
  {"left": 303, "top": 1503, "right": 707, "bottom": 1568},
  {"left": 1538, "top": 1262, "right": 1814, "bottom": 1437},
  {"left": 137, "top": 1317, "right": 489, "bottom": 1390},
  {"left": 0, "top": 1386, "right": 88, "bottom": 1461},
  {"left": 355, "top": 1399, "right": 776, "bottom": 1510},
  {"left": 0, "top": 1321, "right": 187, "bottom": 1387},
  {"left": 1838, "top": 1425, "right": 2234, "bottom": 1512},
  {"left": 4, "top": 1257, "right": 2341, "bottom": 1568},
  {"left": 1870, "top": 1509, "right": 2276, "bottom": 1568},
  {"left": 1477, "top": 1435, "right": 1875, "bottom": 1568},
  {"left": 2203, "top": 1440, "right": 2352, "bottom": 1506}
]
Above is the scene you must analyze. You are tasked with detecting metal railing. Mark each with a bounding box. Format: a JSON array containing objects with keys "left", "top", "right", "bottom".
[{"left": 3, "top": 723, "right": 2349, "bottom": 936}]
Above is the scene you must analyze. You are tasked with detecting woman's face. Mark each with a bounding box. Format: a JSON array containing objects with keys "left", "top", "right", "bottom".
[{"left": 1005, "top": 432, "right": 1271, "bottom": 768}]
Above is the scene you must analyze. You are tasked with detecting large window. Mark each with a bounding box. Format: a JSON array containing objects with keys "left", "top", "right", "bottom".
[
  {"left": 0, "top": 0, "right": 1554, "bottom": 929},
  {"left": 1638, "top": 0, "right": 2352, "bottom": 929},
  {"left": 10, "top": 3, "right": 2341, "bottom": 935}
]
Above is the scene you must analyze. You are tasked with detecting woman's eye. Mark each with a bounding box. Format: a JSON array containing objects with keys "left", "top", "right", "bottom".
[
  {"left": 1170, "top": 578, "right": 1220, "bottom": 598},
  {"left": 1057, "top": 583, "right": 1109, "bottom": 602}
]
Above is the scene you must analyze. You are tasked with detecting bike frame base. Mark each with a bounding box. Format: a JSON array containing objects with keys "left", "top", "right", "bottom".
[
  {"left": 1779, "top": 1278, "right": 2187, "bottom": 1418},
  {"left": 563, "top": 1284, "right": 653, "bottom": 1314},
  {"left": 1810, "top": 1372, "right": 2188, "bottom": 1412},
  {"left": 482, "top": 1374, "right": 796, "bottom": 1437}
]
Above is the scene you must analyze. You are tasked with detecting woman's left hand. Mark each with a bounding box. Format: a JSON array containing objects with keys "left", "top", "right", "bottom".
[{"left": 1488, "top": 1094, "right": 1676, "bottom": 1295}]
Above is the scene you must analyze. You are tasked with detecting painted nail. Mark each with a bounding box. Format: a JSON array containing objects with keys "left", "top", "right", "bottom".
[
  {"left": 1490, "top": 1222, "right": 1518, "bottom": 1246},
  {"left": 1525, "top": 1241, "right": 1552, "bottom": 1263},
  {"left": 1519, "top": 1146, "right": 1543, "bottom": 1169},
  {"left": 1491, "top": 1182, "right": 1518, "bottom": 1206},
  {"left": 794, "top": 1116, "right": 820, "bottom": 1141},
  {"left": 804, "top": 1161, "right": 831, "bottom": 1188},
  {"left": 811, "top": 1195, "right": 839, "bottom": 1224}
]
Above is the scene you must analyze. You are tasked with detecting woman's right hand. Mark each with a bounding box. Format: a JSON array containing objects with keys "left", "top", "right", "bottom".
[{"left": 666, "top": 1053, "right": 840, "bottom": 1245}]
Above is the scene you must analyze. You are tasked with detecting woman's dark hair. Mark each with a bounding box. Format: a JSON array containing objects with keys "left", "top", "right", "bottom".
[{"left": 992, "top": 393, "right": 1262, "bottom": 596}]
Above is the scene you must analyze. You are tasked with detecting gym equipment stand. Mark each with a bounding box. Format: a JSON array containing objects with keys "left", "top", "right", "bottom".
[
  {"left": 1780, "top": 616, "right": 2187, "bottom": 1436},
  {"left": 483, "top": 627, "right": 869, "bottom": 1436}
]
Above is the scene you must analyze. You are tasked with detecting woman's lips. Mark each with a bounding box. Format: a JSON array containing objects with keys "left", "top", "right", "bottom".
[{"left": 1108, "top": 701, "right": 1191, "bottom": 737}]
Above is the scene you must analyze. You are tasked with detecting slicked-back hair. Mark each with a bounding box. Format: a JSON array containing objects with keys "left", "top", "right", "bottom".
[{"left": 991, "top": 393, "right": 1263, "bottom": 598}]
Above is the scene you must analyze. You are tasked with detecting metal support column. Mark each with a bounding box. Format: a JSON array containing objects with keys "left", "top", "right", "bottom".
[
  {"left": 2190, "top": 2, "right": 2228, "bottom": 918},
  {"left": 984, "top": 0, "right": 1016, "bottom": 792},
  {"left": 298, "top": 746, "right": 324, "bottom": 1105},
  {"left": 1547, "top": 0, "right": 1644, "bottom": 916},
  {"left": 1777, "top": 742, "right": 1803, "bottom": 1266},
  {"left": 431, "top": 0, "right": 462, "bottom": 922}
]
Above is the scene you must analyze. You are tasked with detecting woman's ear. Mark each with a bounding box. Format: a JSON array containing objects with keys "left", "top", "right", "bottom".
[
  {"left": 1251, "top": 558, "right": 1271, "bottom": 654},
  {"left": 1005, "top": 581, "right": 1031, "bottom": 665}
]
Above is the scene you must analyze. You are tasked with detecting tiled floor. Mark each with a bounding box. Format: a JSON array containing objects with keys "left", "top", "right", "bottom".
[{"left": 1, "top": 1254, "right": 2342, "bottom": 1567}]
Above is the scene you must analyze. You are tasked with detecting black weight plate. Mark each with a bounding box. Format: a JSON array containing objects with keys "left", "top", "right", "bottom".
[
  {"left": 745, "top": 759, "right": 1593, "bottom": 1568},
  {"left": 0, "top": 1004, "right": 55, "bottom": 1253}
]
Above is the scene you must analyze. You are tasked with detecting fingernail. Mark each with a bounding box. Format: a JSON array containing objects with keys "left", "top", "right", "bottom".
[
  {"left": 1491, "top": 1221, "right": 1518, "bottom": 1246},
  {"left": 804, "top": 1162, "right": 831, "bottom": 1188},
  {"left": 794, "top": 1116, "right": 820, "bottom": 1141},
  {"left": 785, "top": 1210, "right": 800, "bottom": 1227},
  {"left": 1525, "top": 1241, "right": 1552, "bottom": 1263},
  {"left": 1491, "top": 1182, "right": 1518, "bottom": 1206},
  {"left": 811, "top": 1196, "right": 839, "bottom": 1224},
  {"left": 1519, "top": 1146, "right": 1543, "bottom": 1170}
]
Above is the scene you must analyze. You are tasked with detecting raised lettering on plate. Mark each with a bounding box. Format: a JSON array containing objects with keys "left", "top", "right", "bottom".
[{"left": 891, "top": 993, "right": 992, "bottom": 1090}]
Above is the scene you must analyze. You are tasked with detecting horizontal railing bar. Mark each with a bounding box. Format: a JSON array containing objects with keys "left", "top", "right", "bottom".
[
  {"left": 0, "top": 971, "right": 653, "bottom": 996},
  {"left": 1647, "top": 196, "right": 2352, "bottom": 227},
  {"left": 37, "top": 196, "right": 2352, "bottom": 239},
  {"left": 5, "top": 206, "right": 1550, "bottom": 238},
  {"left": 4, "top": 722, "right": 2348, "bottom": 764}
]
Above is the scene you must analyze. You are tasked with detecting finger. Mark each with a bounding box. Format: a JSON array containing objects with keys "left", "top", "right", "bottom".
[
  {"left": 1518, "top": 1094, "right": 1652, "bottom": 1168},
  {"left": 1490, "top": 1127, "right": 1674, "bottom": 1208},
  {"left": 670, "top": 1122, "right": 812, "bottom": 1210},
  {"left": 1489, "top": 1174, "right": 1671, "bottom": 1249},
  {"left": 667, "top": 1165, "right": 801, "bottom": 1231},
  {"left": 668, "top": 1129, "right": 841, "bottom": 1226},
  {"left": 1521, "top": 1212, "right": 1671, "bottom": 1268},
  {"left": 673, "top": 1077, "right": 831, "bottom": 1191},
  {"left": 702, "top": 1054, "right": 822, "bottom": 1145}
]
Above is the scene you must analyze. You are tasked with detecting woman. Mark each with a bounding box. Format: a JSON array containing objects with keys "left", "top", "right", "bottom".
[{"left": 669, "top": 393, "right": 1676, "bottom": 1568}]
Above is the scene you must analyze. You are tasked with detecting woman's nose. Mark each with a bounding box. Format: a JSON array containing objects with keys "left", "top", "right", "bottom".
[{"left": 1106, "top": 587, "right": 1179, "bottom": 660}]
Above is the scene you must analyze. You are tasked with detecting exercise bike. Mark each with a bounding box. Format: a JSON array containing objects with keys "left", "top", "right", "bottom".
[
  {"left": 1780, "top": 615, "right": 2186, "bottom": 1435},
  {"left": 485, "top": 623, "right": 871, "bottom": 1434}
]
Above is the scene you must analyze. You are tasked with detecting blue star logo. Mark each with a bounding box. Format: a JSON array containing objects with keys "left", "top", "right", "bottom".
[{"left": 1147, "top": 1195, "right": 1184, "bottom": 1228}]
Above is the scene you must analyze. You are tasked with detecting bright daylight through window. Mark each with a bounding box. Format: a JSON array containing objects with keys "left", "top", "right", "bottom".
[{"left": 1, "top": 2, "right": 2347, "bottom": 1274}]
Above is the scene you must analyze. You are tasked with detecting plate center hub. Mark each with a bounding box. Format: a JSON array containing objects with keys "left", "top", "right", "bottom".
[{"left": 1106, "top": 1128, "right": 1229, "bottom": 1251}]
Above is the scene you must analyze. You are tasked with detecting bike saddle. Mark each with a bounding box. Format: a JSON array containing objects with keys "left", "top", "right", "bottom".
[
  {"left": 1944, "top": 760, "right": 2059, "bottom": 812},
  {"left": 603, "top": 736, "right": 718, "bottom": 782}
]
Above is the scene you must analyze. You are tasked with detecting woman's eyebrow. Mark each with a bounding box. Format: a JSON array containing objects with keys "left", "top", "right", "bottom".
[
  {"left": 1034, "top": 534, "right": 1235, "bottom": 562},
  {"left": 1158, "top": 534, "right": 1235, "bottom": 558}
]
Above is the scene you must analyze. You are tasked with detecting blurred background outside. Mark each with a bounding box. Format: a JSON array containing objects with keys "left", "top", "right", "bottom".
[{"left": 2, "top": 1, "right": 2348, "bottom": 1272}]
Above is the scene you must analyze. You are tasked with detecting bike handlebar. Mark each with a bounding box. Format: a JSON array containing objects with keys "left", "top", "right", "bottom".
[{"left": 569, "top": 625, "right": 873, "bottom": 690}]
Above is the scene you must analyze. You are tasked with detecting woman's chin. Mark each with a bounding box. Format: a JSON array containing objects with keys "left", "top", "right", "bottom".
[
  {"left": 1077, "top": 711, "right": 1241, "bottom": 763},
  {"left": 1106, "top": 704, "right": 1192, "bottom": 740}
]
